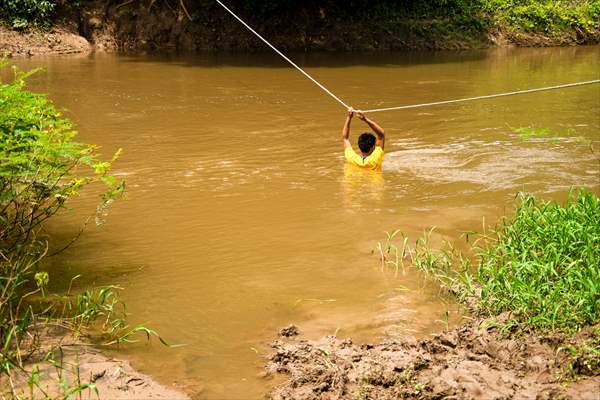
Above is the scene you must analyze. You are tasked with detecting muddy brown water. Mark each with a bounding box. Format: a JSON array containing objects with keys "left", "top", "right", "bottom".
[{"left": 10, "top": 46, "right": 600, "bottom": 399}]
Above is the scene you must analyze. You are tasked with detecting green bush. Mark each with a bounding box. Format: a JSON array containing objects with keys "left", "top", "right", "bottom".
[
  {"left": 0, "top": 62, "right": 124, "bottom": 389},
  {"left": 478, "top": 0, "right": 600, "bottom": 33},
  {"left": 0, "top": 0, "right": 57, "bottom": 28},
  {"left": 0, "top": 64, "right": 123, "bottom": 254}
]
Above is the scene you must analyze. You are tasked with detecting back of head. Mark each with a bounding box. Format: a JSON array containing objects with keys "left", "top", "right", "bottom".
[{"left": 358, "top": 132, "right": 376, "bottom": 153}]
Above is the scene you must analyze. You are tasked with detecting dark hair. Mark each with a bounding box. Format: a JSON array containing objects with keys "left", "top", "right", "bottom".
[{"left": 358, "top": 132, "right": 376, "bottom": 153}]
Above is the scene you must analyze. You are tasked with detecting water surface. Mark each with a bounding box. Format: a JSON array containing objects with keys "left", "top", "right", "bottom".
[{"left": 11, "top": 46, "right": 600, "bottom": 399}]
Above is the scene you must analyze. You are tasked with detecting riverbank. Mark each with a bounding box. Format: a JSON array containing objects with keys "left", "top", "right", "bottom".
[
  {"left": 266, "top": 317, "right": 600, "bottom": 399},
  {"left": 1, "top": 23, "right": 596, "bottom": 58},
  {"left": 1, "top": 0, "right": 599, "bottom": 56},
  {"left": 1, "top": 328, "right": 190, "bottom": 399},
  {"left": 0, "top": 25, "right": 90, "bottom": 57},
  {"left": 267, "top": 190, "right": 600, "bottom": 399}
]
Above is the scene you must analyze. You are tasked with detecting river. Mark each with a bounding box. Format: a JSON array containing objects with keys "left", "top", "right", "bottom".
[{"left": 11, "top": 46, "right": 600, "bottom": 399}]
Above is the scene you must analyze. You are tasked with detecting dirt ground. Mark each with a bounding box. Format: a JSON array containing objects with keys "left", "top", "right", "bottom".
[
  {"left": 0, "top": 25, "right": 91, "bottom": 57},
  {"left": 266, "top": 315, "right": 600, "bottom": 400},
  {"left": 0, "top": 327, "right": 188, "bottom": 400},
  {"left": 2, "top": 0, "right": 598, "bottom": 57}
]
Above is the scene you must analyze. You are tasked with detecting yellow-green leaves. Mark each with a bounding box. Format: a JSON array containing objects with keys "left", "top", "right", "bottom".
[{"left": 1, "top": 64, "right": 125, "bottom": 251}]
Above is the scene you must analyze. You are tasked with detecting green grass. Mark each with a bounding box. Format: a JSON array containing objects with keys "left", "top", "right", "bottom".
[
  {"left": 380, "top": 189, "right": 600, "bottom": 332},
  {"left": 476, "top": 190, "right": 600, "bottom": 331}
]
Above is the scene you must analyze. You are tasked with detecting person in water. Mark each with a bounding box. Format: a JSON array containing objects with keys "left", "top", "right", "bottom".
[{"left": 342, "top": 107, "right": 385, "bottom": 170}]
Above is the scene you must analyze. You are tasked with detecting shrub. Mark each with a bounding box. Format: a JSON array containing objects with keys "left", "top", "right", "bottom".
[
  {"left": 0, "top": 62, "right": 125, "bottom": 392},
  {"left": 0, "top": 0, "right": 57, "bottom": 28}
]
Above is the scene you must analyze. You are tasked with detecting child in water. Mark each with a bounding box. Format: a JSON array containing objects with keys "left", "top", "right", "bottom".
[{"left": 342, "top": 107, "right": 385, "bottom": 170}]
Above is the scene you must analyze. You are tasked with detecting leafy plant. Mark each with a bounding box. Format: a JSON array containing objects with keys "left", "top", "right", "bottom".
[
  {"left": 0, "top": 62, "right": 134, "bottom": 397},
  {"left": 0, "top": 0, "right": 56, "bottom": 28},
  {"left": 376, "top": 228, "right": 474, "bottom": 300},
  {"left": 475, "top": 190, "right": 600, "bottom": 331}
]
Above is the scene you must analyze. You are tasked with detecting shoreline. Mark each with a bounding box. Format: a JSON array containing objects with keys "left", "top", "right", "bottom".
[
  {"left": 265, "top": 318, "right": 600, "bottom": 399},
  {"left": 1, "top": 22, "right": 598, "bottom": 58},
  {"left": 1, "top": 327, "right": 190, "bottom": 399},
  {"left": 0, "top": 25, "right": 91, "bottom": 57}
]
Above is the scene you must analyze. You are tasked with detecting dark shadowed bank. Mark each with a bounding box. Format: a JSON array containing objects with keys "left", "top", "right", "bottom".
[{"left": 1, "top": 0, "right": 600, "bottom": 56}]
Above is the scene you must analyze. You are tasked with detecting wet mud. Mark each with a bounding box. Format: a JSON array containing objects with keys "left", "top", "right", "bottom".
[
  {"left": 266, "top": 316, "right": 600, "bottom": 400},
  {"left": 1, "top": 327, "right": 189, "bottom": 400}
]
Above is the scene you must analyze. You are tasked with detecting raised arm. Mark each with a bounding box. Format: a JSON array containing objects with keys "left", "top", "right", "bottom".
[
  {"left": 357, "top": 112, "right": 385, "bottom": 150},
  {"left": 341, "top": 107, "right": 354, "bottom": 149}
]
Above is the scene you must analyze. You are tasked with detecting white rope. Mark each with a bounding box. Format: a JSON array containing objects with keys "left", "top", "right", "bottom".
[
  {"left": 360, "top": 80, "right": 600, "bottom": 113},
  {"left": 216, "top": 0, "right": 599, "bottom": 114},
  {"left": 216, "top": 0, "right": 349, "bottom": 109}
]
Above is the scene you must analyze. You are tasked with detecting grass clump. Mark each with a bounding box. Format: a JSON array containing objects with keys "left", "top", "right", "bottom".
[
  {"left": 380, "top": 189, "right": 600, "bottom": 333},
  {"left": 476, "top": 190, "right": 600, "bottom": 331}
]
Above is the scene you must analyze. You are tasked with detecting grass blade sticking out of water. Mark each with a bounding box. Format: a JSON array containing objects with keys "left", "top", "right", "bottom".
[{"left": 377, "top": 228, "right": 476, "bottom": 302}]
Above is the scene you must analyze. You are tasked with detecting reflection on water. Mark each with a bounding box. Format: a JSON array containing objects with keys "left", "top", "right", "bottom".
[
  {"left": 342, "top": 163, "right": 385, "bottom": 209},
  {"left": 9, "top": 45, "right": 600, "bottom": 399}
]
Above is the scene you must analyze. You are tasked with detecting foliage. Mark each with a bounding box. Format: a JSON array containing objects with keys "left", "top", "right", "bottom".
[
  {"left": 0, "top": 0, "right": 56, "bottom": 28},
  {"left": 378, "top": 229, "right": 475, "bottom": 302},
  {"left": 479, "top": 0, "right": 600, "bottom": 33},
  {"left": 380, "top": 189, "right": 600, "bottom": 332},
  {"left": 0, "top": 62, "right": 138, "bottom": 397},
  {"left": 233, "top": 0, "right": 598, "bottom": 35},
  {"left": 1, "top": 0, "right": 597, "bottom": 39},
  {"left": 0, "top": 64, "right": 124, "bottom": 251},
  {"left": 475, "top": 190, "right": 600, "bottom": 331}
]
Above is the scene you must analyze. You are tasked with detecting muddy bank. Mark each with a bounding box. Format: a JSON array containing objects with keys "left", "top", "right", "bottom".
[
  {"left": 0, "top": 25, "right": 91, "bottom": 57},
  {"left": 78, "top": 1, "right": 486, "bottom": 52},
  {"left": 2, "top": 0, "right": 599, "bottom": 56},
  {"left": 77, "top": 1, "right": 600, "bottom": 52},
  {"left": 266, "top": 317, "right": 600, "bottom": 399},
  {"left": 1, "top": 327, "right": 189, "bottom": 399}
]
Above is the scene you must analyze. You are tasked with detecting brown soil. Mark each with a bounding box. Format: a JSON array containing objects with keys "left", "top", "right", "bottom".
[
  {"left": 0, "top": 25, "right": 91, "bottom": 57},
  {"left": 265, "top": 316, "right": 600, "bottom": 400},
  {"left": 1, "top": 327, "right": 189, "bottom": 399},
  {"left": 78, "top": 1, "right": 598, "bottom": 52}
]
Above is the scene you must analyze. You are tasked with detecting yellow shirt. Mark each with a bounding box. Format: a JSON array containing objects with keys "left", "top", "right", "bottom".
[{"left": 344, "top": 146, "right": 384, "bottom": 170}]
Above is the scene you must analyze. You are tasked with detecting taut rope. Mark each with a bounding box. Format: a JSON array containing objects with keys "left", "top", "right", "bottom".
[
  {"left": 216, "top": 0, "right": 349, "bottom": 109},
  {"left": 359, "top": 80, "right": 600, "bottom": 113}
]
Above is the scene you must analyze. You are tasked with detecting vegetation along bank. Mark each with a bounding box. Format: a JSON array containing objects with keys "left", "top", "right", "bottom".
[
  {"left": 1, "top": 0, "right": 600, "bottom": 56},
  {"left": 0, "top": 63, "right": 188, "bottom": 398}
]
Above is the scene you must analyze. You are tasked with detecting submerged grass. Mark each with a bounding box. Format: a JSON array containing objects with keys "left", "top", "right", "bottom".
[{"left": 379, "top": 189, "right": 600, "bottom": 333}]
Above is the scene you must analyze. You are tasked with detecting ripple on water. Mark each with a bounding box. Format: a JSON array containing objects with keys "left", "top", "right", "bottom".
[{"left": 385, "top": 138, "right": 598, "bottom": 193}]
